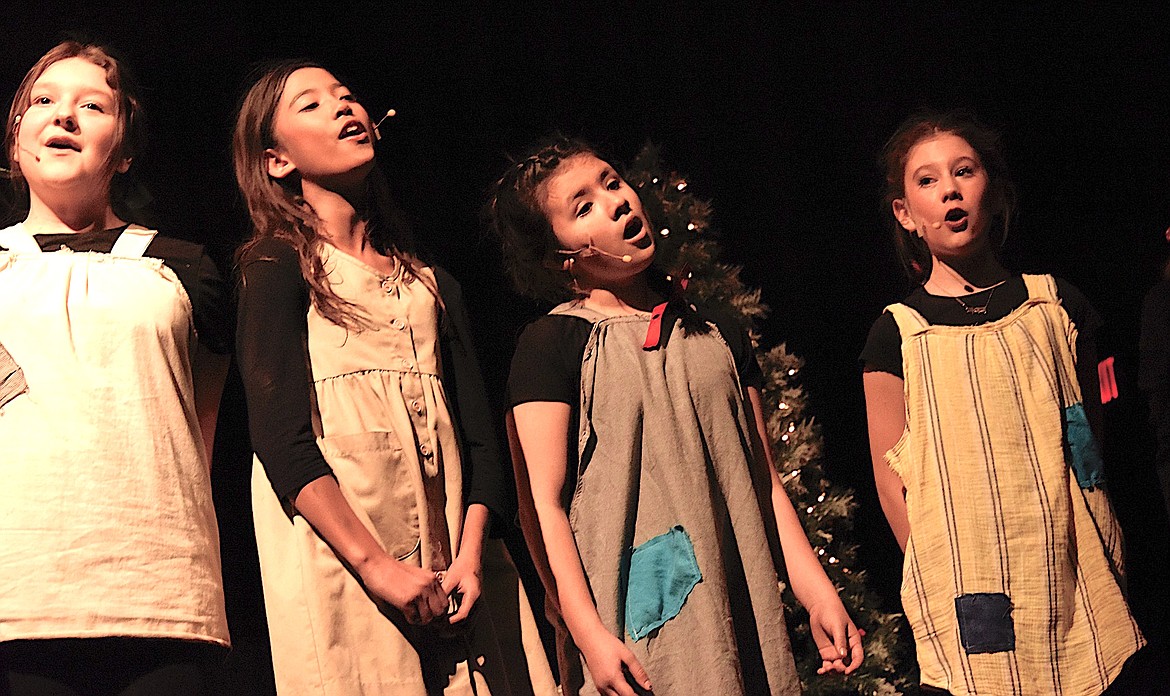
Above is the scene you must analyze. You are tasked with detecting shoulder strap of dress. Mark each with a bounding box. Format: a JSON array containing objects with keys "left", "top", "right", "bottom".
[
  {"left": 1022, "top": 273, "right": 1058, "bottom": 302},
  {"left": 0, "top": 223, "right": 41, "bottom": 253},
  {"left": 548, "top": 300, "right": 606, "bottom": 323},
  {"left": 884, "top": 302, "right": 931, "bottom": 337},
  {"left": 109, "top": 225, "right": 158, "bottom": 258}
]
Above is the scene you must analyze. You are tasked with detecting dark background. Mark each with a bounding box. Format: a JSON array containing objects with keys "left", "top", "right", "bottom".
[{"left": 4, "top": 2, "right": 1168, "bottom": 691}]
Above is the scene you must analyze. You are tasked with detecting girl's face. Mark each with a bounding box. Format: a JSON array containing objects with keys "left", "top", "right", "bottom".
[
  {"left": 540, "top": 153, "right": 654, "bottom": 285},
  {"left": 892, "top": 132, "right": 992, "bottom": 261},
  {"left": 266, "top": 67, "right": 375, "bottom": 189},
  {"left": 14, "top": 57, "right": 127, "bottom": 197}
]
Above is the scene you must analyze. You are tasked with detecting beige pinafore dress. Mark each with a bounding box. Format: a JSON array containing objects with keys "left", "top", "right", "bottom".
[
  {"left": 887, "top": 275, "right": 1144, "bottom": 696},
  {"left": 0, "top": 223, "right": 228, "bottom": 646},
  {"left": 252, "top": 244, "right": 555, "bottom": 696}
]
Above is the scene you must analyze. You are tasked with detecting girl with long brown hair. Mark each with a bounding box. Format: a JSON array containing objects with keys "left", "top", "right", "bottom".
[{"left": 233, "top": 60, "right": 555, "bottom": 695}]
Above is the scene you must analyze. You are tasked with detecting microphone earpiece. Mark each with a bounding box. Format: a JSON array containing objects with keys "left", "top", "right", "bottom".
[
  {"left": 932, "top": 221, "right": 942, "bottom": 229},
  {"left": 372, "top": 109, "right": 396, "bottom": 142},
  {"left": 13, "top": 115, "right": 20, "bottom": 125},
  {"left": 555, "top": 246, "right": 632, "bottom": 264}
]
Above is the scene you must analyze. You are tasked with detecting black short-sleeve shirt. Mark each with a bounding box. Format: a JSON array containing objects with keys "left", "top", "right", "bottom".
[
  {"left": 2, "top": 227, "right": 233, "bottom": 354},
  {"left": 860, "top": 276, "right": 1101, "bottom": 378}
]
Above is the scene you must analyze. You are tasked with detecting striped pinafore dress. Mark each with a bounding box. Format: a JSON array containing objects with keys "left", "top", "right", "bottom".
[
  {"left": 886, "top": 274, "right": 1144, "bottom": 696},
  {"left": 252, "top": 243, "right": 554, "bottom": 696}
]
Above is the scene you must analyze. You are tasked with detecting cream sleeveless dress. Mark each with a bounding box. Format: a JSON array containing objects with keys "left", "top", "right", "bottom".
[
  {"left": 252, "top": 243, "right": 555, "bottom": 695},
  {"left": 886, "top": 274, "right": 1143, "bottom": 696},
  {"left": 0, "top": 223, "right": 228, "bottom": 646}
]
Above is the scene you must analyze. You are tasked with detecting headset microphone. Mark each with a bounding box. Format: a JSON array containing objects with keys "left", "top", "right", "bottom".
[
  {"left": 372, "top": 109, "right": 396, "bottom": 141},
  {"left": 557, "top": 245, "right": 632, "bottom": 264}
]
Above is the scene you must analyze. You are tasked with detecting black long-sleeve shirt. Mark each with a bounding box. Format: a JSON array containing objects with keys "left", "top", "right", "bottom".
[{"left": 236, "top": 237, "right": 512, "bottom": 527}]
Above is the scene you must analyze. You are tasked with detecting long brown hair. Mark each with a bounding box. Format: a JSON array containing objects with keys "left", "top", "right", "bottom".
[
  {"left": 4, "top": 40, "right": 145, "bottom": 219},
  {"left": 880, "top": 109, "right": 1016, "bottom": 284},
  {"left": 232, "top": 59, "right": 430, "bottom": 329}
]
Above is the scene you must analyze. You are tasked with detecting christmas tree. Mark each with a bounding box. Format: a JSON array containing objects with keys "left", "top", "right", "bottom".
[{"left": 627, "top": 143, "right": 914, "bottom": 695}]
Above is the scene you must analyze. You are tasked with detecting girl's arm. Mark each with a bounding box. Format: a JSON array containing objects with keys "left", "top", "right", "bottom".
[
  {"left": 294, "top": 477, "right": 450, "bottom": 624},
  {"left": 512, "top": 400, "right": 653, "bottom": 696},
  {"left": 745, "top": 386, "right": 864, "bottom": 675},
  {"left": 192, "top": 343, "right": 229, "bottom": 464},
  {"left": 862, "top": 369, "right": 911, "bottom": 551},
  {"left": 442, "top": 502, "right": 489, "bottom": 623}
]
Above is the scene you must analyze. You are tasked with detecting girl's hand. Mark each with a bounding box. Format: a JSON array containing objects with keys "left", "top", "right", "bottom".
[
  {"left": 357, "top": 554, "right": 449, "bottom": 625},
  {"left": 577, "top": 628, "right": 653, "bottom": 696},
  {"left": 808, "top": 598, "right": 864, "bottom": 675},
  {"left": 439, "top": 553, "right": 483, "bottom": 623}
]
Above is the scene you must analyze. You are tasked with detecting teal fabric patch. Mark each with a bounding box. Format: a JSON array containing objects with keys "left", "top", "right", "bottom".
[
  {"left": 624, "top": 525, "right": 701, "bottom": 641},
  {"left": 1065, "top": 403, "right": 1104, "bottom": 489}
]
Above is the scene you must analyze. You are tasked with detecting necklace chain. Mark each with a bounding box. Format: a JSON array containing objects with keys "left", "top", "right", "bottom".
[{"left": 952, "top": 280, "right": 1007, "bottom": 314}]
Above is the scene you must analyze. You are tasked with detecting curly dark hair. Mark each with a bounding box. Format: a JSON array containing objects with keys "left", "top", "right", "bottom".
[
  {"left": 485, "top": 136, "right": 603, "bottom": 302},
  {"left": 880, "top": 109, "right": 1016, "bottom": 284}
]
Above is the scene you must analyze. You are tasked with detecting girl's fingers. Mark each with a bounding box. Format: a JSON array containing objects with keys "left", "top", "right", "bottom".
[{"left": 623, "top": 652, "right": 653, "bottom": 693}]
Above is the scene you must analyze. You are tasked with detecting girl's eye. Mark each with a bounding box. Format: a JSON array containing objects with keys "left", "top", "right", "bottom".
[
  {"left": 606, "top": 179, "right": 621, "bottom": 190},
  {"left": 956, "top": 166, "right": 973, "bottom": 177},
  {"left": 81, "top": 102, "right": 105, "bottom": 113},
  {"left": 339, "top": 94, "right": 356, "bottom": 102},
  {"left": 31, "top": 96, "right": 52, "bottom": 106},
  {"left": 298, "top": 102, "right": 319, "bottom": 113},
  {"left": 576, "top": 202, "right": 593, "bottom": 218},
  {"left": 917, "top": 176, "right": 936, "bottom": 187}
]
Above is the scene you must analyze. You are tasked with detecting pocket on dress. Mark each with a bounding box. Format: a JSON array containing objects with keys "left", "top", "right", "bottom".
[
  {"left": 0, "top": 342, "right": 27, "bottom": 409},
  {"left": 318, "top": 430, "right": 420, "bottom": 560},
  {"left": 954, "top": 592, "right": 1015, "bottom": 654},
  {"left": 1064, "top": 402, "right": 1104, "bottom": 489},
  {"left": 624, "top": 525, "right": 702, "bottom": 641}
]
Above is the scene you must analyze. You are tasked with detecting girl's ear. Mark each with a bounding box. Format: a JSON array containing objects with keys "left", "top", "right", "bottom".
[
  {"left": 116, "top": 157, "right": 132, "bottom": 174},
  {"left": 891, "top": 198, "right": 919, "bottom": 235},
  {"left": 266, "top": 148, "right": 296, "bottom": 179}
]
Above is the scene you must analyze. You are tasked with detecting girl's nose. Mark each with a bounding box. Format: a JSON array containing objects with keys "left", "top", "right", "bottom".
[
  {"left": 611, "top": 198, "right": 631, "bottom": 221},
  {"left": 334, "top": 100, "right": 354, "bottom": 118},
  {"left": 53, "top": 108, "right": 77, "bottom": 132},
  {"left": 941, "top": 178, "right": 962, "bottom": 202}
]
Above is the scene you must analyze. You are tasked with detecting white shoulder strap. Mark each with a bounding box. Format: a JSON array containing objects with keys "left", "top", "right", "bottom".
[
  {"left": 0, "top": 224, "right": 41, "bottom": 253},
  {"left": 109, "top": 226, "right": 158, "bottom": 258}
]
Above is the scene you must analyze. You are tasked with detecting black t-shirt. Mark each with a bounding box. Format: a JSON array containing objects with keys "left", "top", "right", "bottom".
[
  {"left": 507, "top": 303, "right": 763, "bottom": 500},
  {"left": 1, "top": 227, "right": 233, "bottom": 354},
  {"left": 860, "top": 276, "right": 1101, "bottom": 378},
  {"left": 507, "top": 304, "right": 764, "bottom": 408}
]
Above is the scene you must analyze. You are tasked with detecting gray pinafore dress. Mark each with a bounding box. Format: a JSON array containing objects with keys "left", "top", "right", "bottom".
[
  {"left": 0, "top": 223, "right": 228, "bottom": 646},
  {"left": 252, "top": 243, "right": 555, "bottom": 696},
  {"left": 551, "top": 302, "right": 800, "bottom": 696}
]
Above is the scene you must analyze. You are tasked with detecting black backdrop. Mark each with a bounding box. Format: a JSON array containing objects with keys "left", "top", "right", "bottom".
[{"left": 4, "top": 3, "right": 1168, "bottom": 690}]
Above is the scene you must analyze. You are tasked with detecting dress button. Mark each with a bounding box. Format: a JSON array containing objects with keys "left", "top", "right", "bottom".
[
  {"left": 419, "top": 443, "right": 432, "bottom": 457},
  {"left": 391, "top": 318, "right": 406, "bottom": 330},
  {"left": 401, "top": 358, "right": 413, "bottom": 370},
  {"left": 411, "top": 399, "right": 423, "bottom": 415}
]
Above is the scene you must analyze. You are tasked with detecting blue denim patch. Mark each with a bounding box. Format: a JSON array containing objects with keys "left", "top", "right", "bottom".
[
  {"left": 624, "top": 525, "right": 702, "bottom": 641},
  {"left": 955, "top": 592, "right": 1015, "bottom": 654},
  {"left": 1064, "top": 402, "right": 1105, "bottom": 489}
]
